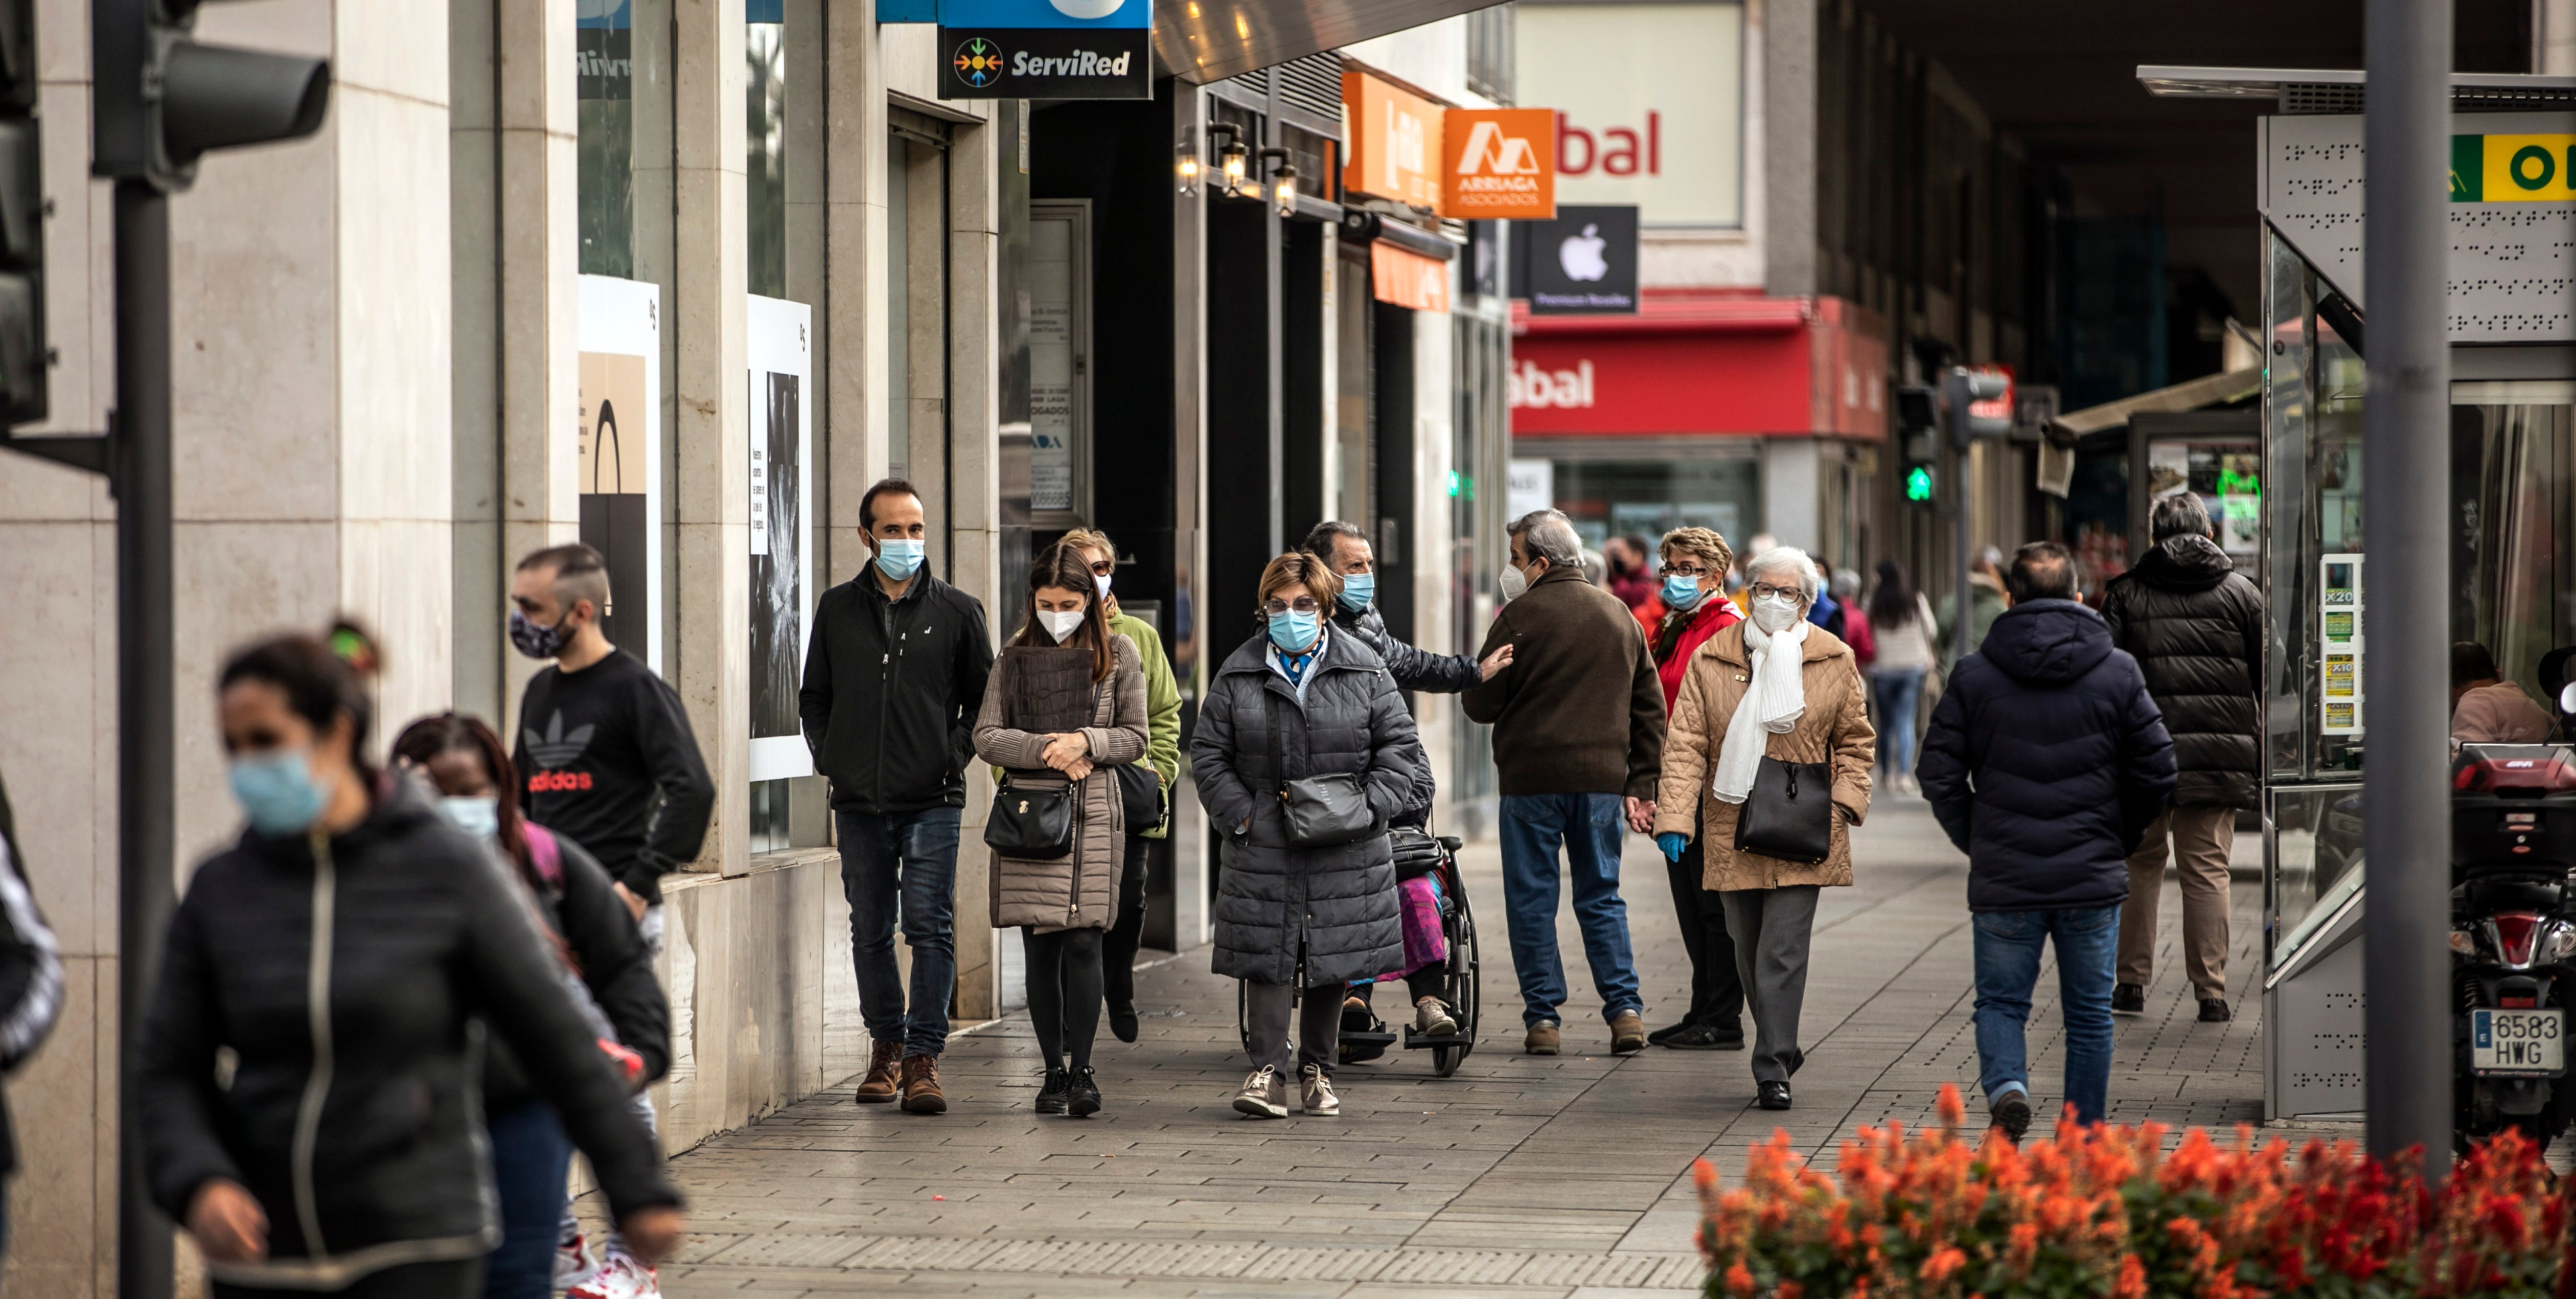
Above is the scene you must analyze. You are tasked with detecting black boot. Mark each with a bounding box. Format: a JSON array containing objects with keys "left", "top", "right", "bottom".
[
  {"left": 1036, "top": 1066, "right": 1070, "bottom": 1114},
  {"left": 1067, "top": 1066, "right": 1102, "bottom": 1118},
  {"left": 1110, "top": 1002, "right": 1141, "bottom": 1044}
]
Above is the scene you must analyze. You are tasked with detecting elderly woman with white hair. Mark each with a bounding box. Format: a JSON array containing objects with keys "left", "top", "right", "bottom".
[{"left": 1651, "top": 546, "right": 1874, "bottom": 1111}]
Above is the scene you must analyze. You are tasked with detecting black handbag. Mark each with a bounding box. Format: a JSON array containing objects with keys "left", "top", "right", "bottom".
[
  {"left": 984, "top": 773, "right": 1075, "bottom": 859},
  {"left": 1266, "top": 694, "right": 1378, "bottom": 848},
  {"left": 1733, "top": 756, "right": 1834, "bottom": 864},
  {"left": 1115, "top": 763, "right": 1164, "bottom": 831}
]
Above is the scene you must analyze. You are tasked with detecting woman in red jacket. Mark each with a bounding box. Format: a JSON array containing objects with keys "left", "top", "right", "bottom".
[{"left": 1644, "top": 527, "right": 1747, "bottom": 1051}]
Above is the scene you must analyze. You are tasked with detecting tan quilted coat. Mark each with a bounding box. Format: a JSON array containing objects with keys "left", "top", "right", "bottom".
[
  {"left": 1651, "top": 622, "right": 1876, "bottom": 892},
  {"left": 974, "top": 634, "right": 1148, "bottom": 932}
]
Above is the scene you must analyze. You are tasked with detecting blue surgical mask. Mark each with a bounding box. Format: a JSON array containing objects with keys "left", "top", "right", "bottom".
[
  {"left": 875, "top": 538, "right": 925, "bottom": 582},
  {"left": 1268, "top": 609, "right": 1320, "bottom": 653},
  {"left": 228, "top": 749, "right": 328, "bottom": 836},
  {"left": 1337, "top": 573, "right": 1375, "bottom": 611},
  {"left": 1662, "top": 574, "right": 1704, "bottom": 611},
  {"left": 439, "top": 795, "right": 499, "bottom": 841}
]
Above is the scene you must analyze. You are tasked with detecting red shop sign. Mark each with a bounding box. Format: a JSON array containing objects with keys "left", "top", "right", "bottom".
[{"left": 1508, "top": 331, "right": 1809, "bottom": 436}]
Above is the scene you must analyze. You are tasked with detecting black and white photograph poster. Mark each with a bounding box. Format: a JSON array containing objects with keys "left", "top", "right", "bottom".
[
  {"left": 577, "top": 274, "right": 664, "bottom": 673},
  {"left": 747, "top": 294, "right": 813, "bottom": 782}
]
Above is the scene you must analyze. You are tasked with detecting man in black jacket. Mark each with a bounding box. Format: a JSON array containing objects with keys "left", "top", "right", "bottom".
[
  {"left": 1303, "top": 520, "right": 1513, "bottom": 695},
  {"left": 800, "top": 478, "right": 995, "bottom": 1115},
  {"left": 1919, "top": 542, "right": 2175, "bottom": 1139},
  {"left": 2101, "top": 494, "right": 2264, "bottom": 1024}
]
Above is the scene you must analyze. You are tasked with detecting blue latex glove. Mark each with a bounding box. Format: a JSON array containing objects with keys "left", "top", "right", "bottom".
[{"left": 1657, "top": 832, "right": 1687, "bottom": 863}]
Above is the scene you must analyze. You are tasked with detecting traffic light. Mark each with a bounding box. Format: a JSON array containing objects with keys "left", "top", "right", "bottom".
[
  {"left": 1896, "top": 384, "right": 1937, "bottom": 508},
  {"left": 1945, "top": 366, "right": 2012, "bottom": 449},
  {"left": 93, "top": 0, "right": 330, "bottom": 193},
  {"left": 0, "top": 0, "right": 44, "bottom": 425}
]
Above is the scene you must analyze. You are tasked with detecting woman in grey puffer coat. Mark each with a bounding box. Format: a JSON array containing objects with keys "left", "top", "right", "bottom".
[
  {"left": 975, "top": 545, "right": 1148, "bottom": 1119},
  {"left": 1192, "top": 552, "right": 1428, "bottom": 1120}
]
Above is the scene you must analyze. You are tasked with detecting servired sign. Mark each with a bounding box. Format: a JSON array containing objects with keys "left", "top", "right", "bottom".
[
  {"left": 1343, "top": 69, "right": 1444, "bottom": 212},
  {"left": 1443, "top": 108, "right": 1555, "bottom": 220}
]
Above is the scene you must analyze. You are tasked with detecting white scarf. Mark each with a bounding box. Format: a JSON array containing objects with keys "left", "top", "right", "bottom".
[{"left": 1711, "top": 614, "right": 1811, "bottom": 804}]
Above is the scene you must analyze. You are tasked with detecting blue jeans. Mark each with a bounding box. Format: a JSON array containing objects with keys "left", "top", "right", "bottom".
[
  {"left": 481, "top": 1102, "right": 574, "bottom": 1299},
  {"left": 839, "top": 807, "right": 961, "bottom": 1057},
  {"left": 1497, "top": 793, "right": 1642, "bottom": 1027},
  {"left": 1871, "top": 668, "right": 1924, "bottom": 779},
  {"left": 1972, "top": 904, "right": 2120, "bottom": 1125}
]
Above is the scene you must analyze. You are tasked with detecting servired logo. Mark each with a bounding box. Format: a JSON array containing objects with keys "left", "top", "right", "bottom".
[
  {"left": 528, "top": 769, "right": 595, "bottom": 793},
  {"left": 1444, "top": 108, "right": 1556, "bottom": 219},
  {"left": 1508, "top": 358, "right": 1595, "bottom": 410}
]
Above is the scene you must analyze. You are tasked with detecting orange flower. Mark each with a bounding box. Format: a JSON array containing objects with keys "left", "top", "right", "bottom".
[
  {"left": 1921, "top": 1245, "right": 1967, "bottom": 1284},
  {"left": 2113, "top": 1255, "right": 2147, "bottom": 1299}
]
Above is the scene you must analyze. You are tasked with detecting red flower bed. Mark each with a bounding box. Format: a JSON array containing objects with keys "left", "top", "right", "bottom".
[{"left": 1693, "top": 1084, "right": 2570, "bottom": 1298}]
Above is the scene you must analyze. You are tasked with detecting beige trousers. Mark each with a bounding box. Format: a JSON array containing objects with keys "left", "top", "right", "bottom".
[{"left": 2117, "top": 806, "right": 2234, "bottom": 999}]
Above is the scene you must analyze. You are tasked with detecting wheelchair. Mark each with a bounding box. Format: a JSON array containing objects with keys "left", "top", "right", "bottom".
[{"left": 1236, "top": 829, "right": 1481, "bottom": 1078}]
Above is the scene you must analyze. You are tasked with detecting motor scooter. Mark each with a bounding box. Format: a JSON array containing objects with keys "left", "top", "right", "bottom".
[{"left": 2450, "top": 741, "right": 2576, "bottom": 1152}]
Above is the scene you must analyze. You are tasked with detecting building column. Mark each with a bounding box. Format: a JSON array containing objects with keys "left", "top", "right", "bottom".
[
  {"left": 949, "top": 117, "right": 1003, "bottom": 1020},
  {"left": 673, "top": 0, "right": 750, "bottom": 880},
  {"left": 825, "top": 2, "right": 890, "bottom": 584},
  {"left": 1763, "top": 0, "right": 1815, "bottom": 298}
]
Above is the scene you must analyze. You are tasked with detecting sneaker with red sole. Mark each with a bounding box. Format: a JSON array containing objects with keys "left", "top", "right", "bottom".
[
  {"left": 553, "top": 1228, "right": 600, "bottom": 1289},
  {"left": 566, "top": 1251, "right": 660, "bottom": 1299}
]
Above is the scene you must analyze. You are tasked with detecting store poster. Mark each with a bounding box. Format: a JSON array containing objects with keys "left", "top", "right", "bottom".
[
  {"left": 747, "top": 295, "right": 814, "bottom": 782},
  {"left": 2147, "top": 438, "right": 2262, "bottom": 557},
  {"left": 2320, "top": 553, "right": 2363, "bottom": 736},
  {"left": 577, "top": 275, "right": 663, "bottom": 673},
  {"left": 1028, "top": 210, "right": 1074, "bottom": 513}
]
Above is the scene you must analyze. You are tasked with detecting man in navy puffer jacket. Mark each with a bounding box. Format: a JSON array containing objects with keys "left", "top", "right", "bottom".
[{"left": 1918, "top": 541, "right": 2175, "bottom": 1139}]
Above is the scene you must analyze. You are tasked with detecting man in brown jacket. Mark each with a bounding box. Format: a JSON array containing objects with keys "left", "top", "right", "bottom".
[{"left": 1464, "top": 509, "right": 1665, "bottom": 1057}]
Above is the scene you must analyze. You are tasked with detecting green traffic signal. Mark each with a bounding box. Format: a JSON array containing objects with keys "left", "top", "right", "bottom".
[{"left": 1905, "top": 465, "right": 1934, "bottom": 503}]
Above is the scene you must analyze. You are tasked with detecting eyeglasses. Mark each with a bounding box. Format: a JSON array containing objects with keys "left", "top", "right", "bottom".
[
  {"left": 1658, "top": 564, "right": 1709, "bottom": 579},
  {"left": 1087, "top": 559, "right": 1114, "bottom": 576},
  {"left": 1748, "top": 582, "right": 1804, "bottom": 602},
  {"left": 1262, "top": 597, "right": 1322, "bottom": 616}
]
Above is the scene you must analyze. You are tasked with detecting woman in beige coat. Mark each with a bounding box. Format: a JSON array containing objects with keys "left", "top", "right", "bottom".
[
  {"left": 974, "top": 545, "right": 1148, "bottom": 1118},
  {"left": 1652, "top": 546, "right": 1874, "bottom": 1113}
]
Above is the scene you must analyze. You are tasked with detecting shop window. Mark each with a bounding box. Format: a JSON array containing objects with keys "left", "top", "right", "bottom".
[
  {"left": 1543, "top": 450, "right": 1763, "bottom": 552},
  {"left": 1027, "top": 200, "right": 1091, "bottom": 525}
]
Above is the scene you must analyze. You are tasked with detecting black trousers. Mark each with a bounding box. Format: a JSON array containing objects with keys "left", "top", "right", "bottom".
[
  {"left": 215, "top": 1260, "right": 480, "bottom": 1299},
  {"left": 1101, "top": 834, "right": 1151, "bottom": 1011},
  {"left": 1023, "top": 927, "right": 1105, "bottom": 1070},
  {"left": 1666, "top": 833, "right": 1745, "bottom": 1029}
]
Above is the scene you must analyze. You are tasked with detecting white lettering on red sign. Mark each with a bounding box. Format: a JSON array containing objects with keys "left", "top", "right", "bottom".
[{"left": 1508, "top": 358, "right": 1594, "bottom": 410}]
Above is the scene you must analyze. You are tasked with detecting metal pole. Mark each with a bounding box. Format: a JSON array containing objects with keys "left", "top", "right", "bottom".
[
  {"left": 2361, "top": 0, "right": 2453, "bottom": 1174},
  {"left": 1947, "top": 368, "right": 1971, "bottom": 668},
  {"left": 114, "top": 177, "right": 176, "bottom": 1299}
]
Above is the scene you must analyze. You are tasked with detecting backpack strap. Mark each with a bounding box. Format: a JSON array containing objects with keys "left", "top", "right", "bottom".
[{"left": 523, "top": 823, "right": 566, "bottom": 892}]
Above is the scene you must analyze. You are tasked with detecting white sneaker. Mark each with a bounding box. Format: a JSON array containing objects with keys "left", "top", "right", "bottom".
[
  {"left": 1413, "top": 996, "right": 1458, "bottom": 1037},
  {"left": 554, "top": 1228, "right": 600, "bottom": 1289},
  {"left": 1299, "top": 1063, "right": 1339, "bottom": 1115},
  {"left": 1233, "top": 1065, "right": 1288, "bottom": 1119},
  {"left": 566, "top": 1251, "right": 660, "bottom": 1299}
]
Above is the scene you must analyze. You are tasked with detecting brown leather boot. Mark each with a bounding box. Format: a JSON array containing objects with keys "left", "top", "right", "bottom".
[
  {"left": 900, "top": 1053, "right": 947, "bottom": 1114},
  {"left": 853, "top": 1039, "right": 903, "bottom": 1104}
]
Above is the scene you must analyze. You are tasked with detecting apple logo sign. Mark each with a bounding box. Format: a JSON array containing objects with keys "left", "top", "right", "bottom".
[
  {"left": 1049, "top": 0, "right": 1124, "bottom": 17},
  {"left": 1558, "top": 224, "right": 1609, "bottom": 282}
]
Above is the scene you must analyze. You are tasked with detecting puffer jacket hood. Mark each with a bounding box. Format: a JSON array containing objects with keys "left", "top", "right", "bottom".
[
  {"left": 2130, "top": 533, "right": 2235, "bottom": 592},
  {"left": 1979, "top": 599, "right": 2114, "bottom": 687}
]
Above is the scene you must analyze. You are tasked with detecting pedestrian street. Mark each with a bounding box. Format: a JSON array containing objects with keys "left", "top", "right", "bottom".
[{"left": 608, "top": 792, "right": 2357, "bottom": 1298}]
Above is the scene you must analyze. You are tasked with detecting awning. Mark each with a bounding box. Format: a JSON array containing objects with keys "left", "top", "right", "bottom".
[
  {"left": 1156, "top": 0, "right": 1504, "bottom": 84},
  {"left": 2136, "top": 64, "right": 2576, "bottom": 112},
  {"left": 1509, "top": 294, "right": 1888, "bottom": 439},
  {"left": 2048, "top": 367, "right": 2263, "bottom": 441}
]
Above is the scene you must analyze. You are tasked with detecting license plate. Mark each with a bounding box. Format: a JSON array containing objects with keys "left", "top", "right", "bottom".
[{"left": 2472, "top": 1008, "right": 2566, "bottom": 1075}]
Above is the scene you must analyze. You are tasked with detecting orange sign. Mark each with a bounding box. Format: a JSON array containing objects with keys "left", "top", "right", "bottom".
[
  {"left": 1442, "top": 108, "right": 1555, "bottom": 219},
  {"left": 1342, "top": 69, "right": 1444, "bottom": 213},
  {"left": 1370, "top": 242, "right": 1450, "bottom": 313}
]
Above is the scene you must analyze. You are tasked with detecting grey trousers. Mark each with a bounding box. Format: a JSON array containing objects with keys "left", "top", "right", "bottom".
[
  {"left": 1720, "top": 885, "right": 1821, "bottom": 1084},
  {"left": 1244, "top": 979, "right": 1342, "bottom": 1075}
]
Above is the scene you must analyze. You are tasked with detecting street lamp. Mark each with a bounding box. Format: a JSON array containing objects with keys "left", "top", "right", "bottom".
[
  {"left": 1259, "top": 145, "right": 1296, "bottom": 217},
  {"left": 1175, "top": 140, "right": 1199, "bottom": 196}
]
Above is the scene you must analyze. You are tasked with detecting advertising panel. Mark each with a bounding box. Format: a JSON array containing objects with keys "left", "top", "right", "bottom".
[
  {"left": 748, "top": 295, "right": 814, "bottom": 781},
  {"left": 577, "top": 275, "right": 663, "bottom": 672},
  {"left": 1513, "top": 204, "right": 1639, "bottom": 313},
  {"left": 937, "top": 0, "right": 1149, "bottom": 99},
  {"left": 1343, "top": 69, "right": 1445, "bottom": 212},
  {"left": 1514, "top": 2, "right": 1745, "bottom": 227},
  {"left": 1443, "top": 108, "right": 1556, "bottom": 220}
]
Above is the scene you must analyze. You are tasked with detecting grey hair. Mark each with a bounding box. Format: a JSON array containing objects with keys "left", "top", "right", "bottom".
[
  {"left": 1744, "top": 546, "right": 1823, "bottom": 603},
  {"left": 1508, "top": 509, "right": 1584, "bottom": 569},
  {"left": 1830, "top": 567, "right": 1862, "bottom": 600},
  {"left": 2150, "top": 492, "right": 2214, "bottom": 542}
]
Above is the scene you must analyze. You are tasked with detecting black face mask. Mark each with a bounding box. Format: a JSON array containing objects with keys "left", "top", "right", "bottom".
[{"left": 509, "top": 607, "right": 572, "bottom": 660}]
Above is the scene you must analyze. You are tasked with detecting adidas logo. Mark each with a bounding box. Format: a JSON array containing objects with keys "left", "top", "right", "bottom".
[{"left": 523, "top": 711, "right": 596, "bottom": 770}]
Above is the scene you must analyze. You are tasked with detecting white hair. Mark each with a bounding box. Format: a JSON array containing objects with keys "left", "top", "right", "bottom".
[{"left": 1744, "top": 546, "right": 1822, "bottom": 603}]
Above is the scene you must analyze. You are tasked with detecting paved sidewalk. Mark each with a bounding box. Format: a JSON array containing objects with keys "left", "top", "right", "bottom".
[{"left": 624, "top": 794, "right": 2309, "bottom": 1298}]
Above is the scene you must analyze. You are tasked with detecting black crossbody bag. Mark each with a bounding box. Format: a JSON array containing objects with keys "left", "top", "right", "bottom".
[
  {"left": 984, "top": 773, "right": 1075, "bottom": 858},
  {"left": 1733, "top": 756, "right": 1834, "bottom": 864},
  {"left": 1265, "top": 693, "right": 1377, "bottom": 848}
]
